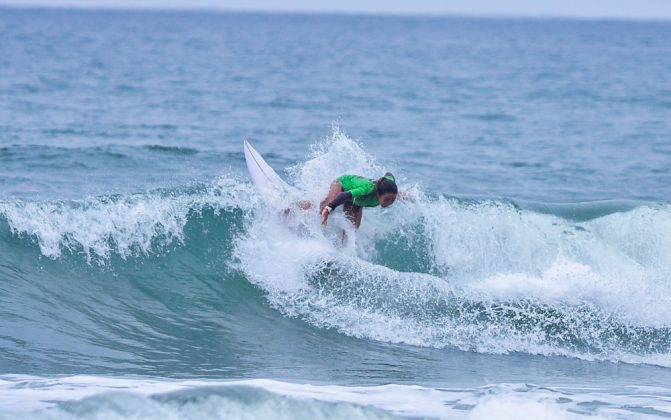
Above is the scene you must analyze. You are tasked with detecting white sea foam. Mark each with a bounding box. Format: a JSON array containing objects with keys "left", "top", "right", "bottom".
[
  {"left": 0, "top": 177, "right": 258, "bottom": 261},
  {"left": 234, "top": 131, "right": 671, "bottom": 366},
  {"left": 3, "top": 375, "right": 670, "bottom": 419}
]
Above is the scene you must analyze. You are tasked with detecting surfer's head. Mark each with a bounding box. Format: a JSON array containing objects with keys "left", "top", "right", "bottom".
[{"left": 376, "top": 173, "right": 398, "bottom": 207}]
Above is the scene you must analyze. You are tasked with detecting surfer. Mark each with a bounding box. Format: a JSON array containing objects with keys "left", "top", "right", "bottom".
[
  {"left": 319, "top": 173, "right": 398, "bottom": 229},
  {"left": 244, "top": 140, "right": 400, "bottom": 232}
]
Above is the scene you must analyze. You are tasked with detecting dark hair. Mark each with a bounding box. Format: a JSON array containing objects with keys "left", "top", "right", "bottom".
[{"left": 376, "top": 172, "right": 398, "bottom": 195}]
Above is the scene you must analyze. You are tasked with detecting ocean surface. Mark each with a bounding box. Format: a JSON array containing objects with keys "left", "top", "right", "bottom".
[{"left": 1, "top": 7, "right": 671, "bottom": 419}]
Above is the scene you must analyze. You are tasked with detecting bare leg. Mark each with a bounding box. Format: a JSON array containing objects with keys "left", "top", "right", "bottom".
[
  {"left": 339, "top": 204, "right": 362, "bottom": 245},
  {"left": 343, "top": 203, "right": 363, "bottom": 229}
]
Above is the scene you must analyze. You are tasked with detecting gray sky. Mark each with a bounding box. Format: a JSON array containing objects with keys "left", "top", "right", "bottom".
[{"left": 2, "top": 0, "right": 671, "bottom": 20}]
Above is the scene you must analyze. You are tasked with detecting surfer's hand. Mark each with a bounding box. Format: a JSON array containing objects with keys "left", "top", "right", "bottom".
[{"left": 321, "top": 207, "right": 329, "bottom": 225}]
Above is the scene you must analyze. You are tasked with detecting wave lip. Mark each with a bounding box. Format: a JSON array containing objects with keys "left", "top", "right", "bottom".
[{"left": 0, "top": 177, "right": 258, "bottom": 261}]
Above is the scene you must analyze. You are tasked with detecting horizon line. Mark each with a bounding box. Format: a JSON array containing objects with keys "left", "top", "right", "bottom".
[{"left": 1, "top": 3, "right": 671, "bottom": 23}]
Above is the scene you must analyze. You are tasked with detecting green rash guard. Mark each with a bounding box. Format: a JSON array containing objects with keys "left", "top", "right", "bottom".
[{"left": 337, "top": 174, "right": 380, "bottom": 207}]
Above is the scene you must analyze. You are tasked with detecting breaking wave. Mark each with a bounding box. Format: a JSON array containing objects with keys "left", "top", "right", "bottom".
[{"left": 1, "top": 132, "right": 670, "bottom": 370}]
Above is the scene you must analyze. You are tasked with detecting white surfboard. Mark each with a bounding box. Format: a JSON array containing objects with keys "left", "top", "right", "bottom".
[
  {"left": 244, "top": 140, "right": 350, "bottom": 247},
  {"left": 243, "top": 140, "right": 296, "bottom": 207}
]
